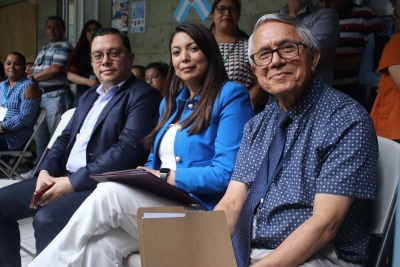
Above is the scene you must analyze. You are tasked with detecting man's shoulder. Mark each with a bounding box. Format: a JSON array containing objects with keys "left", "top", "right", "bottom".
[
  {"left": 351, "top": 4, "right": 379, "bottom": 16},
  {"left": 122, "top": 75, "right": 161, "bottom": 96},
  {"left": 312, "top": 5, "right": 339, "bottom": 20},
  {"left": 53, "top": 39, "right": 74, "bottom": 49},
  {"left": 319, "top": 84, "right": 373, "bottom": 125}
]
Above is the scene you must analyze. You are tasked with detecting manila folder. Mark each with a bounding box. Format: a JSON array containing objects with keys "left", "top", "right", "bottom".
[{"left": 137, "top": 207, "right": 237, "bottom": 267}]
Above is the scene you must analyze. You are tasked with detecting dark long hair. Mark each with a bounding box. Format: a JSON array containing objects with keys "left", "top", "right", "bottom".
[
  {"left": 66, "top": 20, "right": 102, "bottom": 73},
  {"left": 143, "top": 22, "right": 229, "bottom": 150},
  {"left": 145, "top": 61, "right": 169, "bottom": 77}
]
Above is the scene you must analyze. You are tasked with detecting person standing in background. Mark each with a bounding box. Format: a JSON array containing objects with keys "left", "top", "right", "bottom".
[
  {"left": 370, "top": 0, "right": 400, "bottom": 141},
  {"left": 66, "top": 20, "right": 102, "bottom": 108},
  {"left": 211, "top": 0, "right": 267, "bottom": 113},
  {"left": 317, "top": 0, "right": 383, "bottom": 109},
  {"left": 23, "top": 16, "right": 73, "bottom": 179},
  {"left": 279, "top": 0, "right": 340, "bottom": 85}
]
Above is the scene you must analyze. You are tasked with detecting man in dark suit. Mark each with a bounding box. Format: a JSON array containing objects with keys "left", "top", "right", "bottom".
[{"left": 0, "top": 28, "right": 162, "bottom": 267}]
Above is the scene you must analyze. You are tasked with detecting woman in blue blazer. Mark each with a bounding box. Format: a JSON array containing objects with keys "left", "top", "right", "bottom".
[{"left": 29, "top": 22, "right": 254, "bottom": 267}]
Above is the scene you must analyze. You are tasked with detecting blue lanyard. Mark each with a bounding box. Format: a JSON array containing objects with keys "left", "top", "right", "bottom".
[
  {"left": 2, "top": 83, "right": 13, "bottom": 107},
  {"left": 255, "top": 85, "right": 325, "bottom": 216}
]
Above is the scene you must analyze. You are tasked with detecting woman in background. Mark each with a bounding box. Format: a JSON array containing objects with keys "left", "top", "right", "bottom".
[
  {"left": 29, "top": 21, "right": 254, "bottom": 267},
  {"left": 66, "top": 20, "right": 102, "bottom": 107},
  {"left": 131, "top": 65, "right": 145, "bottom": 80},
  {"left": 0, "top": 52, "right": 41, "bottom": 151},
  {"left": 144, "top": 61, "right": 169, "bottom": 96},
  {"left": 211, "top": 0, "right": 267, "bottom": 113},
  {"left": 370, "top": 0, "right": 400, "bottom": 142}
]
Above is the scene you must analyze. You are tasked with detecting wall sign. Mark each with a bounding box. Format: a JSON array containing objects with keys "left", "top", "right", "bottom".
[
  {"left": 111, "top": 0, "right": 129, "bottom": 34},
  {"left": 131, "top": 1, "right": 146, "bottom": 33},
  {"left": 173, "top": 0, "right": 211, "bottom": 24}
]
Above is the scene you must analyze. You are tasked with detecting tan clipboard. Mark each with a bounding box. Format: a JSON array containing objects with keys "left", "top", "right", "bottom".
[{"left": 137, "top": 207, "right": 237, "bottom": 267}]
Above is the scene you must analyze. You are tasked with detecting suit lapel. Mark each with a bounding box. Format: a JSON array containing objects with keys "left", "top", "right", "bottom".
[
  {"left": 91, "top": 75, "right": 135, "bottom": 133},
  {"left": 72, "top": 89, "right": 98, "bottom": 136}
]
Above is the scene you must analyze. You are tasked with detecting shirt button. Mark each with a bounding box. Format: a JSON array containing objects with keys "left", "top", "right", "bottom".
[
  {"left": 176, "top": 125, "right": 183, "bottom": 131},
  {"left": 188, "top": 103, "right": 194, "bottom": 109},
  {"left": 175, "top": 156, "right": 182, "bottom": 162}
]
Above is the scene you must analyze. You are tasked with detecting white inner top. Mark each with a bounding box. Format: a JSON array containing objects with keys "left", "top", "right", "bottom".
[{"left": 159, "top": 124, "right": 178, "bottom": 170}]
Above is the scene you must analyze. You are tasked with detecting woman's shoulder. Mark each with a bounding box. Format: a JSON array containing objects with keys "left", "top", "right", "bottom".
[
  {"left": 217, "top": 81, "right": 252, "bottom": 106},
  {"left": 221, "top": 81, "right": 248, "bottom": 93}
]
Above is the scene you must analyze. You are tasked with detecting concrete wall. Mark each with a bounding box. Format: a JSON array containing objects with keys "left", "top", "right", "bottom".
[
  {"left": 0, "top": 0, "right": 37, "bottom": 63},
  {"left": 37, "top": 0, "right": 59, "bottom": 49},
  {"left": 98, "top": 0, "right": 282, "bottom": 66}
]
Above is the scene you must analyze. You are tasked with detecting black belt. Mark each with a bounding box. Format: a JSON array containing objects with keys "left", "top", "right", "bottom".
[{"left": 40, "top": 86, "right": 66, "bottom": 94}]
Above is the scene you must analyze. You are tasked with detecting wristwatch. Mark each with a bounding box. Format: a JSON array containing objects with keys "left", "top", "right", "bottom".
[{"left": 159, "top": 168, "right": 171, "bottom": 182}]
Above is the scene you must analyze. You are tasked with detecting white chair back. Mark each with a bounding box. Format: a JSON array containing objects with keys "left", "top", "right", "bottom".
[{"left": 370, "top": 136, "right": 400, "bottom": 236}]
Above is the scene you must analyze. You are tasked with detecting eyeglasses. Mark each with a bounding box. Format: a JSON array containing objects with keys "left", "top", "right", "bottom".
[
  {"left": 215, "top": 5, "right": 239, "bottom": 15},
  {"left": 89, "top": 49, "right": 123, "bottom": 63},
  {"left": 250, "top": 42, "right": 306, "bottom": 67},
  {"left": 145, "top": 75, "right": 163, "bottom": 83}
]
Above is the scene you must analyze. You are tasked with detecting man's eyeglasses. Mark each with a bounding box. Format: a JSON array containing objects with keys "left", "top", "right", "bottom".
[
  {"left": 215, "top": 5, "right": 239, "bottom": 15},
  {"left": 89, "top": 49, "right": 123, "bottom": 63},
  {"left": 145, "top": 75, "right": 163, "bottom": 83},
  {"left": 250, "top": 42, "right": 306, "bottom": 67}
]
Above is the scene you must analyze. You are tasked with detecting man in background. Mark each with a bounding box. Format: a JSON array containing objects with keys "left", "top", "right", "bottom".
[
  {"left": 317, "top": 0, "right": 383, "bottom": 108},
  {"left": 23, "top": 16, "right": 73, "bottom": 179}
]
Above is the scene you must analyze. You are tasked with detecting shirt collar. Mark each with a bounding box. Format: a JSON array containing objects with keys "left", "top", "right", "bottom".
[
  {"left": 270, "top": 76, "right": 323, "bottom": 124},
  {"left": 96, "top": 74, "right": 132, "bottom": 98},
  {"left": 177, "top": 86, "right": 201, "bottom": 102},
  {"left": 43, "top": 39, "right": 67, "bottom": 49}
]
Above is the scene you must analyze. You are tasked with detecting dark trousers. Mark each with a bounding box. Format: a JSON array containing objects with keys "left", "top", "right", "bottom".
[
  {"left": 0, "top": 134, "right": 9, "bottom": 151},
  {"left": 0, "top": 177, "right": 93, "bottom": 267}
]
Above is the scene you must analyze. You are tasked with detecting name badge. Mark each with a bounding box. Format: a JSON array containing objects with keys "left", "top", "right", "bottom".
[{"left": 0, "top": 107, "right": 8, "bottom": 121}]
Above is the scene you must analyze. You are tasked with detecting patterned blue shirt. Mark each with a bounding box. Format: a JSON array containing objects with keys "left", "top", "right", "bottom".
[
  {"left": 0, "top": 77, "right": 41, "bottom": 150},
  {"left": 32, "top": 39, "right": 73, "bottom": 89},
  {"left": 232, "top": 78, "right": 378, "bottom": 263}
]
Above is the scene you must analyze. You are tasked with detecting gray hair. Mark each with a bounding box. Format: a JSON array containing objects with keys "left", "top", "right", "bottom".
[{"left": 248, "top": 13, "right": 317, "bottom": 66}]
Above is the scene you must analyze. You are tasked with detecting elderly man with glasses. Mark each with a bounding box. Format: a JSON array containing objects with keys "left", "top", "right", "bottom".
[
  {"left": 215, "top": 14, "right": 378, "bottom": 267},
  {"left": 0, "top": 28, "right": 161, "bottom": 267}
]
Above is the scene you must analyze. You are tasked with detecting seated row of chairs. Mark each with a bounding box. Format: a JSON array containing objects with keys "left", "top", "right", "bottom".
[{"left": 0, "top": 109, "right": 399, "bottom": 266}]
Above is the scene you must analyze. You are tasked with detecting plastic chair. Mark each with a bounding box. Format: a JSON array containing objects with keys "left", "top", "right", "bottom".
[
  {"left": 0, "top": 108, "right": 47, "bottom": 180},
  {"left": 369, "top": 136, "right": 400, "bottom": 267},
  {"left": 33, "top": 108, "right": 76, "bottom": 175}
]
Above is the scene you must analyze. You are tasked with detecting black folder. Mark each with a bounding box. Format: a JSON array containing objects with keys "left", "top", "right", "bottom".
[{"left": 90, "top": 169, "right": 200, "bottom": 205}]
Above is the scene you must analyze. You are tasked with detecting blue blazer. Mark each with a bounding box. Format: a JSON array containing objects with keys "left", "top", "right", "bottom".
[
  {"left": 145, "top": 81, "right": 254, "bottom": 210},
  {"left": 38, "top": 75, "right": 162, "bottom": 192}
]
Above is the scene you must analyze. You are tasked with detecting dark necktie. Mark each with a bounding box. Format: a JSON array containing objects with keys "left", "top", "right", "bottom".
[{"left": 232, "top": 111, "right": 292, "bottom": 267}]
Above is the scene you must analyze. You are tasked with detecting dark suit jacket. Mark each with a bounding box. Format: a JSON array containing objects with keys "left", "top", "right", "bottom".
[{"left": 37, "top": 74, "right": 162, "bottom": 192}]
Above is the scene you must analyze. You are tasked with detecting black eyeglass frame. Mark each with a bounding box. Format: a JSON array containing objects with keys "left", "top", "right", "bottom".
[
  {"left": 89, "top": 49, "right": 124, "bottom": 63},
  {"left": 215, "top": 5, "right": 240, "bottom": 15},
  {"left": 250, "top": 42, "right": 307, "bottom": 67}
]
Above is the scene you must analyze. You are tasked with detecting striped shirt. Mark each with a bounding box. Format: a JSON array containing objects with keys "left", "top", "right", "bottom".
[
  {"left": 0, "top": 77, "right": 41, "bottom": 150},
  {"left": 32, "top": 39, "right": 73, "bottom": 89},
  {"left": 334, "top": 2, "right": 382, "bottom": 87}
]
